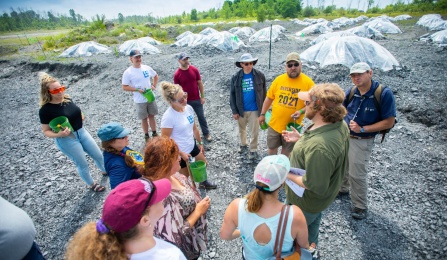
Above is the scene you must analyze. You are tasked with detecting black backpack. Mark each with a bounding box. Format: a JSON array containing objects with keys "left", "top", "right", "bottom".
[{"left": 347, "top": 84, "right": 396, "bottom": 143}]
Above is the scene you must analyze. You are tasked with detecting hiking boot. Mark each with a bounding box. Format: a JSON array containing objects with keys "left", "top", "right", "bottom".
[
  {"left": 152, "top": 132, "right": 158, "bottom": 137},
  {"left": 144, "top": 135, "right": 150, "bottom": 142},
  {"left": 199, "top": 180, "right": 217, "bottom": 190},
  {"left": 238, "top": 145, "right": 248, "bottom": 154},
  {"left": 352, "top": 207, "right": 368, "bottom": 220},
  {"left": 337, "top": 190, "right": 350, "bottom": 199},
  {"left": 249, "top": 151, "right": 257, "bottom": 160},
  {"left": 204, "top": 134, "right": 212, "bottom": 142}
]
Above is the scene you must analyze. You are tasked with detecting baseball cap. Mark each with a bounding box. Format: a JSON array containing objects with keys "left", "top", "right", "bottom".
[
  {"left": 97, "top": 122, "right": 130, "bottom": 142},
  {"left": 102, "top": 178, "right": 171, "bottom": 233},
  {"left": 236, "top": 53, "right": 258, "bottom": 68},
  {"left": 350, "top": 62, "right": 371, "bottom": 75},
  {"left": 254, "top": 155, "right": 291, "bottom": 192},
  {"left": 129, "top": 50, "right": 142, "bottom": 57},
  {"left": 286, "top": 52, "right": 301, "bottom": 63},
  {"left": 177, "top": 52, "right": 189, "bottom": 60}
]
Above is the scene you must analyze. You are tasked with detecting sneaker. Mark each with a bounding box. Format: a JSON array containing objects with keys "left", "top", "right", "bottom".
[
  {"left": 144, "top": 135, "right": 150, "bottom": 142},
  {"left": 152, "top": 132, "right": 158, "bottom": 137},
  {"left": 238, "top": 145, "right": 248, "bottom": 154},
  {"left": 199, "top": 180, "right": 217, "bottom": 189},
  {"left": 249, "top": 151, "right": 257, "bottom": 160},
  {"left": 204, "top": 134, "right": 212, "bottom": 142},
  {"left": 352, "top": 207, "right": 368, "bottom": 220},
  {"left": 337, "top": 190, "right": 350, "bottom": 199}
]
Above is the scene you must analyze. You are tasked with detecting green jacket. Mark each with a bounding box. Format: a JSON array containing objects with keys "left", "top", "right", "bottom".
[{"left": 286, "top": 120, "right": 349, "bottom": 213}]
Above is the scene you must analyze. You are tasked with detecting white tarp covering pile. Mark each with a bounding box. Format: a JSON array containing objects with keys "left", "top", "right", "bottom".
[
  {"left": 171, "top": 31, "right": 245, "bottom": 51},
  {"left": 363, "top": 18, "right": 402, "bottom": 34},
  {"left": 420, "top": 29, "right": 447, "bottom": 47},
  {"left": 300, "top": 36, "right": 399, "bottom": 71},
  {"left": 292, "top": 19, "right": 311, "bottom": 26},
  {"left": 59, "top": 41, "right": 110, "bottom": 57},
  {"left": 394, "top": 14, "right": 412, "bottom": 21},
  {"left": 296, "top": 22, "right": 333, "bottom": 36},
  {"left": 346, "top": 25, "right": 385, "bottom": 39},
  {"left": 199, "top": 27, "right": 219, "bottom": 35},
  {"left": 119, "top": 39, "right": 161, "bottom": 55},
  {"left": 331, "top": 17, "right": 356, "bottom": 27},
  {"left": 249, "top": 25, "right": 286, "bottom": 42},
  {"left": 176, "top": 31, "right": 193, "bottom": 41},
  {"left": 416, "top": 14, "right": 447, "bottom": 31},
  {"left": 310, "top": 31, "right": 357, "bottom": 45},
  {"left": 229, "top": 27, "right": 256, "bottom": 38},
  {"left": 354, "top": 15, "right": 368, "bottom": 23},
  {"left": 138, "top": 37, "right": 162, "bottom": 45}
]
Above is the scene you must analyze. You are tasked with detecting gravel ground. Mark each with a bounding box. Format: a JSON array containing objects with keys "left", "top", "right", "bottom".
[{"left": 0, "top": 19, "right": 446, "bottom": 259}]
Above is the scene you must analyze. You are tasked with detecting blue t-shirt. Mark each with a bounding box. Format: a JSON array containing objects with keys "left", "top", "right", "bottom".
[
  {"left": 242, "top": 72, "right": 258, "bottom": 111},
  {"left": 343, "top": 80, "right": 396, "bottom": 137}
]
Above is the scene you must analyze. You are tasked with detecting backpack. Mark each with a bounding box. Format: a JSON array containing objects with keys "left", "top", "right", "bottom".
[{"left": 347, "top": 84, "right": 396, "bottom": 143}]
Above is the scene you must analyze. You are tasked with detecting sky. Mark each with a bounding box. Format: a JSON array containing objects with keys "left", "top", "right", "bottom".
[{"left": 1, "top": 0, "right": 396, "bottom": 19}]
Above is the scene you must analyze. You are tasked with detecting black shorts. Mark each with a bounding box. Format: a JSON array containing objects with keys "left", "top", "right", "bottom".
[{"left": 180, "top": 144, "right": 201, "bottom": 168}]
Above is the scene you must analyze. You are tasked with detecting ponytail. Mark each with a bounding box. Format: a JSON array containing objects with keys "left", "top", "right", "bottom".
[{"left": 102, "top": 140, "right": 139, "bottom": 170}]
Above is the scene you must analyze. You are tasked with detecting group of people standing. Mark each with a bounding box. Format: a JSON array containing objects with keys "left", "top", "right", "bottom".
[{"left": 32, "top": 49, "right": 395, "bottom": 259}]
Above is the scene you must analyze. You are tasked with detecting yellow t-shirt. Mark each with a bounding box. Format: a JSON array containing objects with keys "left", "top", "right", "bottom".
[{"left": 267, "top": 72, "right": 315, "bottom": 133}]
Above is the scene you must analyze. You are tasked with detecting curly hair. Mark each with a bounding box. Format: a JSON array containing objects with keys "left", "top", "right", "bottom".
[
  {"left": 160, "top": 81, "right": 182, "bottom": 103},
  {"left": 142, "top": 136, "right": 179, "bottom": 181},
  {"left": 101, "top": 139, "right": 140, "bottom": 171},
  {"left": 65, "top": 209, "right": 150, "bottom": 260},
  {"left": 308, "top": 83, "right": 347, "bottom": 123},
  {"left": 38, "top": 72, "right": 71, "bottom": 107}
]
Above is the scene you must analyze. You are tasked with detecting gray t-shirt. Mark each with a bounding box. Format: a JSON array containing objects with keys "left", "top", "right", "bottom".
[{"left": 0, "top": 196, "right": 36, "bottom": 260}]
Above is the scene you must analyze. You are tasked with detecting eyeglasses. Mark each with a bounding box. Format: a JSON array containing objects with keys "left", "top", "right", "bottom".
[
  {"left": 242, "top": 62, "right": 253, "bottom": 66},
  {"left": 48, "top": 86, "right": 66, "bottom": 94},
  {"left": 141, "top": 178, "right": 156, "bottom": 213},
  {"left": 173, "top": 92, "right": 188, "bottom": 103},
  {"left": 287, "top": 62, "right": 300, "bottom": 68}
]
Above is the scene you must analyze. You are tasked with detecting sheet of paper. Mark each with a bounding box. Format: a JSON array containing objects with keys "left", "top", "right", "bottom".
[
  {"left": 289, "top": 167, "right": 306, "bottom": 176},
  {"left": 286, "top": 179, "right": 305, "bottom": 197}
]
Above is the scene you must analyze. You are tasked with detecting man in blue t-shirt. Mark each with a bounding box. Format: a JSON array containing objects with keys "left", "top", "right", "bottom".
[
  {"left": 340, "top": 62, "right": 396, "bottom": 220},
  {"left": 230, "top": 53, "right": 266, "bottom": 159}
]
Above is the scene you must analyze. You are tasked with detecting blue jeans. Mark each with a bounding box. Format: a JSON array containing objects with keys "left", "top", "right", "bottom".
[
  {"left": 302, "top": 210, "right": 322, "bottom": 246},
  {"left": 23, "top": 241, "right": 46, "bottom": 260},
  {"left": 55, "top": 127, "right": 105, "bottom": 186},
  {"left": 187, "top": 99, "right": 209, "bottom": 136}
]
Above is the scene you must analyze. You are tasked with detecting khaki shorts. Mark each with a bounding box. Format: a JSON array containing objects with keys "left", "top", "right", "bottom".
[
  {"left": 267, "top": 127, "right": 295, "bottom": 154},
  {"left": 136, "top": 102, "right": 158, "bottom": 120}
]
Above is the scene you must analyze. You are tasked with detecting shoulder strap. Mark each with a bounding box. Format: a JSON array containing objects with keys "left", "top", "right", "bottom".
[
  {"left": 347, "top": 86, "right": 356, "bottom": 105},
  {"left": 372, "top": 84, "right": 383, "bottom": 115},
  {"left": 274, "top": 205, "right": 290, "bottom": 259}
]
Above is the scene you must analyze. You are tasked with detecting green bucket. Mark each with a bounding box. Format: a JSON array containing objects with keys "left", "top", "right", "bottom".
[
  {"left": 142, "top": 89, "right": 155, "bottom": 103},
  {"left": 286, "top": 122, "right": 302, "bottom": 132},
  {"left": 49, "top": 116, "right": 74, "bottom": 133},
  {"left": 260, "top": 110, "right": 272, "bottom": 130},
  {"left": 189, "top": 160, "right": 207, "bottom": 182}
]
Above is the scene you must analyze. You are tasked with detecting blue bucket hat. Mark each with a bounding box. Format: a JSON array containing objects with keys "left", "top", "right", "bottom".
[{"left": 97, "top": 122, "right": 130, "bottom": 142}]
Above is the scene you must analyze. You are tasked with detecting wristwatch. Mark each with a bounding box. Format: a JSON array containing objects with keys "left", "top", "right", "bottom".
[{"left": 360, "top": 127, "right": 365, "bottom": 133}]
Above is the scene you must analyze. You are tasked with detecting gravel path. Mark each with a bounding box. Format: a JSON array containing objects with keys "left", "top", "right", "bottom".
[{"left": 0, "top": 20, "right": 446, "bottom": 259}]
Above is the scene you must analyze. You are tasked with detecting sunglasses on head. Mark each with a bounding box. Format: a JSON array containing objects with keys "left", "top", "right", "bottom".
[
  {"left": 287, "top": 62, "right": 300, "bottom": 68},
  {"left": 242, "top": 62, "right": 253, "bottom": 66},
  {"left": 141, "top": 178, "right": 156, "bottom": 212},
  {"left": 48, "top": 86, "right": 66, "bottom": 94},
  {"left": 173, "top": 92, "right": 188, "bottom": 103}
]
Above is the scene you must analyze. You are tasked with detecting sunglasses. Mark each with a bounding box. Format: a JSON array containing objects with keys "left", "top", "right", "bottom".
[
  {"left": 242, "top": 62, "right": 253, "bottom": 66},
  {"left": 141, "top": 178, "right": 156, "bottom": 213},
  {"left": 173, "top": 92, "right": 188, "bottom": 103},
  {"left": 304, "top": 100, "right": 312, "bottom": 106},
  {"left": 287, "top": 62, "right": 300, "bottom": 68},
  {"left": 48, "top": 86, "right": 66, "bottom": 94}
]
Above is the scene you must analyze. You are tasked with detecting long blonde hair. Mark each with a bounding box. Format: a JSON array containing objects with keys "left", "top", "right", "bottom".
[{"left": 38, "top": 72, "right": 70, "bottom": 107}]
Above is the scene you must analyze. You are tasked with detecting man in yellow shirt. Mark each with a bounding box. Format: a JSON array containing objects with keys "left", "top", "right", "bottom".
[{"left": 259, "top": 52, "right": 315, "bottom": 156}]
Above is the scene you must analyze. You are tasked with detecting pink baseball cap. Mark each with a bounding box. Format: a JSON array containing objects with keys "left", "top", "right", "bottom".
[{"left": 102, "top": 178, "right": 171, "bottom": 233}]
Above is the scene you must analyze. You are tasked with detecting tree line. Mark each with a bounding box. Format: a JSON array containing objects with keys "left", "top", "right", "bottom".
[{"left": 1, "top": 0, "right": 446, "bottom": 32}]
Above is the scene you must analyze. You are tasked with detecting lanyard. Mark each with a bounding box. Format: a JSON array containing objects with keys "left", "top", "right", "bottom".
[{"left": 352, "top": 95, "right": 365, "bottom": 121}]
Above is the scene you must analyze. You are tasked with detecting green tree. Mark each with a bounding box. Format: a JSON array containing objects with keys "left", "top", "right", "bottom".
[
  {"left": 69, "top": 9, "right": 77, "bottom": 23},
  {"left": 302, "top": 6, "right": 316, "bottom": 17},
  {"left": 118, "top": 13, "right": 124, "bottom": 24},
  {"left": 279, "top": 0, "right": 298, "bottom": 18},
  {"left": 191, "top": 8, "right": 198, "bottom": 21},
  {"left": 323, "top": 5, "right": 333, "bottom": 15},
  {"left": 257, "top": 5, "right": 267, "bottom": 22},
  {"left": 221, "top": 1, "right": 232, "bottom": 19},
  {"left": 367, "top": 0, "right": 374, "bottom": 11}
]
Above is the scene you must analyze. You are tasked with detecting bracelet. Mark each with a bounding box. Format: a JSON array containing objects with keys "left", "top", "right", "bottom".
[
  {"left": 201, "top": 94, "right": 205, "bottom": 98},
  {"left": 299, "top": 109, "right": 304, "bottom": 114},
  {"left": 197, "top": 141, "right": 203, "bottom": 145},
  {"left": 260, "top": 114, "right": 265, "bottom": 116}
]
